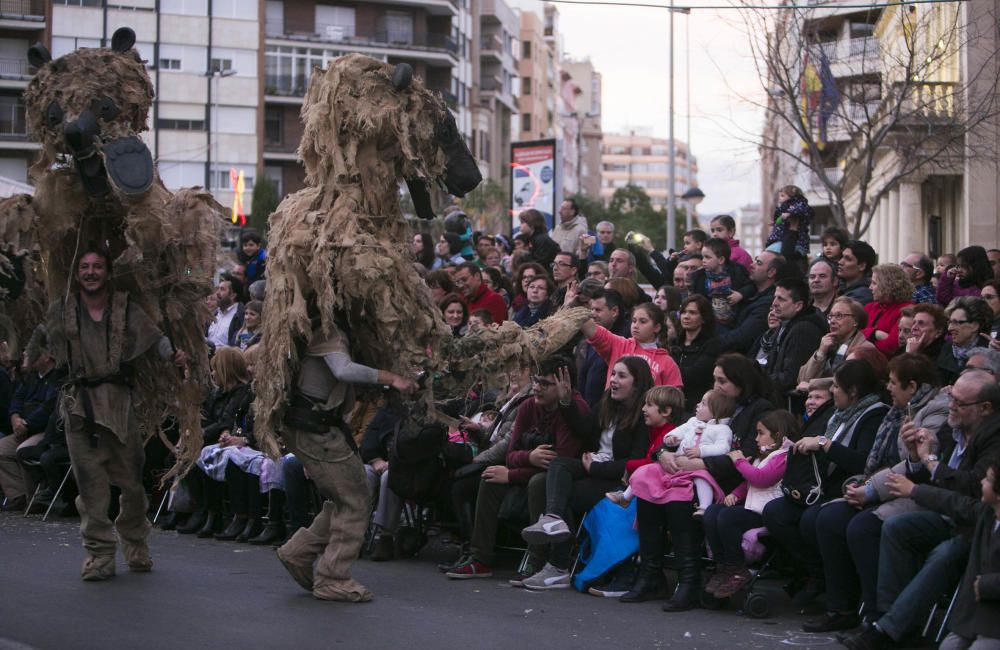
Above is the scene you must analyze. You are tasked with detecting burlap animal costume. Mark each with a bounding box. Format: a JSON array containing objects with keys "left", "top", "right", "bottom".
[
  {"left": 258, "top": 55, "right": 590, "bottom": 601},
  {"left": 0, "top": 28, "right": 223, "bottom": 580}
]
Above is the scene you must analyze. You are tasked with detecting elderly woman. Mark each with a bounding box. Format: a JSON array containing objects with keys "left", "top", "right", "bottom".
[
  {"left": 762, "top": 360, "right": 888, "bottom": 617},
  {"left": 864, "top": 264, "right": 914, "bottom": 357},
  {"left": 672, "top": 295, "right": 721, "bottom": 412},
  {"left": 981, "top": 280, "right": 1000, "bottom": 342},
  {"left": 629, "top": 353, "right": 774, "bottom": 609},
  {"left": 809, "top": 353, "right": 947, "bottom": 632},
  {"left": 797, "top": 297, "right": 873, "bottom": 390},
  {"left": 937, "top": 245, "right": 993, "bottom": 305},
  {"left": 904, "top": 303, "right": 948, "bottom": 362},
  {"left": 938, "top": 296, "right": 993, "bottom": 384}
]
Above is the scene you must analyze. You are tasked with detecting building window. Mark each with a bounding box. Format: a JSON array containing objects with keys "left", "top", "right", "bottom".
[
  {"left": 522, "top": 40, "right": 531, "bottom": 59},
  {"left": 521, "top": 77, "right": 531, "bottom": 95},
  {"left": 159, "top": 58, "right": 181, "bottom": 71},
  {"left": 264, "top": 107, "right": 283, "bottom": 146},
  {"left": 210, "top": 58, "right": 233, "bottom": 73},
  {"left": 161, "top": 0, "right": 208, "bottom": 15},
  {"left": 316, "top": 5, "right": 356, "bottom": 40},
  {"left": 211, "top": 165, "right": 255, "bottom": 191},
  {"left": 156, "top": 118, "right": 205, "bottom": 131},
  {"left": 521, "top": 114, "right": 531, "bottom": 132}
]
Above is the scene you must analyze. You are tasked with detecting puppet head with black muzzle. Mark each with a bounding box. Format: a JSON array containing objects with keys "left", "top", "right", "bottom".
[
  {"left": 297, "top": 53, "right": 481, "bottom": 218},
  {"left": 23, "top": 27, "right": 155, "bottom": 199}
]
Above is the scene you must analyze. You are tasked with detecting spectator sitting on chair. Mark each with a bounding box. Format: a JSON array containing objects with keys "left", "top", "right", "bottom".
[
  {"left": 0, "top": 332, "right": 62, "bottom": 512},
  {"left": 15, "top": 402, "right": 72, "bottom": 514},
  {"left": 446, "top": 357, "right": 591, "bottom": 581},
  {"left": 757, "top": 276, "right": 827, "bottom": 398}
]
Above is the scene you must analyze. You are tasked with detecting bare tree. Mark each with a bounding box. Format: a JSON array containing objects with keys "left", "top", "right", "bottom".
[{"left": 745, "top": 0, "right": 1000, "bottom": 237}]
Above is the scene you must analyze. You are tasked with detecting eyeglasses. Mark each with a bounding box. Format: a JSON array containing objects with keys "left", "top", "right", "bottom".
[
  {"left": 551, "top": 261, "right": 574, "bottom": 268},
  {"left": 900, "top": 261, "right": 915, "bottom": 269},
  {"left": 531, "top": 376, "right": 557, "bottom": 387},
  {"left": 828, "top": 312, "right": 854, "bottom": 321},
  {"left": 586, "top": 271, "right": 604, "bottom": 278},
  {"left": 951, "top": 396, "right": 985, "bottom": 408},
  {"left": 948, "top": 319, "right": 972, "bottom": 326},
  {"left": 964, "top": 364, "right": 996, "bottom": 376}
]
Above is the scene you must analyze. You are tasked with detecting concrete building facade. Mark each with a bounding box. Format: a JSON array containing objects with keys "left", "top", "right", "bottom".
[
  {"left": 562, "top": 57, "right": 602, "bottom": 201},
  {"left": 600, "top": 132, "right": 698, "bottom": 212}
]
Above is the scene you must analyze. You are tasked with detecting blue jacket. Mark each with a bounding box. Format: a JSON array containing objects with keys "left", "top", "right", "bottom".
[{"left": 10, "top": 368, "right": 62, "bottom": 437}]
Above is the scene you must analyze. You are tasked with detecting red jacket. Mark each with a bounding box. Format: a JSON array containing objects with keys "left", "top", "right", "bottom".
[
  {"left": 626, "top": 421, "right": 676, "bottom": 475},
  {"left": 467, "top": 283, "right": 507, "bottom": 324},
  {"left": 863, "top": 299, "right": 912, "bottom": 357},
  {"left": 505, "top": 395, "right": 590, "bottom": 485}
]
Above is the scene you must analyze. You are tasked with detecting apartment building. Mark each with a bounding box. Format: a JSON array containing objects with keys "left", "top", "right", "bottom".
[
  {"left": 263, "top": 0, "right": 474, "bottom": 197},
  {"left": 472, "top": 0, "right": 518, "bottom": 185},
  {"left": 600, "top": 132, "right": 698, "bottom": 212},
  {"left": 561, "top": 57, "right": 602, "bottom": 200},
  {"left": 0, "top": 1, "right": 46, "bottom": 183},
  {"left": 516, "top": 8, "right": 554, "bottom": 142}
]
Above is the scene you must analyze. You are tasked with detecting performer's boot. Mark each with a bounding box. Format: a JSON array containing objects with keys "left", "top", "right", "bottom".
[
  {"left": 237, "top": 475, "right": 264, "bottom": 542},
  {"left": 250, "top": 490, "right": 286, "bottom": 545},
  {"left": 81, "top": 554, "right": 116, "bottom": 581}
]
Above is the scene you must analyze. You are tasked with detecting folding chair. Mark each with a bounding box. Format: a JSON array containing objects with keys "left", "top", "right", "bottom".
[
  {"left": 41, "top": 464, "right": 73, "bottom": 522},
  {"left": 923, "top": 582, "right": 961, "bottom": 643}
]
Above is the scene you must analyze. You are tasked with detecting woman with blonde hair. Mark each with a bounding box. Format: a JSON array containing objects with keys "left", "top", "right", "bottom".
[{"left": 862, "top": 263, "right": 913, "bottom": 357}]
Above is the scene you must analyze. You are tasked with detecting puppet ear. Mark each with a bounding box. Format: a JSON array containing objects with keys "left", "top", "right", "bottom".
[
  {"left": 27, "top": 43, "right": 51, "bottom": 69},
  {"left": 111, "top": 27, "right": 136, "bottom": 53},
  {"left": 392, "top": 63, "right": 413, "bottom": 91}
]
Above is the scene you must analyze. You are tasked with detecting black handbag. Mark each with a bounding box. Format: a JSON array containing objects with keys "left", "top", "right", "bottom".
[{"left": 780, "top": 450, "right": 826, "bottom": 505}]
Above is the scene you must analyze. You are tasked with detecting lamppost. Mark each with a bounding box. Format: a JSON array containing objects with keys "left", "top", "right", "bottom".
[
  {"left": 682, "top": 186, "right": 705, "bottom": 230},
  {"left": 207, "top": 67, "right": 237, "bottom": 194},
  {"left": 666, "top": 3, "right": 691, "bottom": 252}
]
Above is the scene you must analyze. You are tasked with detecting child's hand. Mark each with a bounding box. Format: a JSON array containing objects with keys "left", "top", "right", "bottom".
[
  {"left": 727, "top": 291, "right": 743, "bottom": 305},
  {"left": 684, "top": 447, "right": 701, "bottom": 459},
  {"left": 727, "top": 450, "right": 744, "bottom": 462},
  {"left": 723, "top": 494, "right": 739, "bottom": 507}
]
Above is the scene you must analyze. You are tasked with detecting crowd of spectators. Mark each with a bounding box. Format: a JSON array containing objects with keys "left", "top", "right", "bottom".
[{"left": 5, "top": 195, "right": 1000, "bottom": 649}]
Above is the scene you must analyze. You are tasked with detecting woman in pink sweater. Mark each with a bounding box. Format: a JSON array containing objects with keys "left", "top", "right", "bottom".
[
  {"left": 702, "top": 409, "right": 796, "bottom": 599},
  {"left": 580, "top": 302, "right": 683, "bottom": 388}
]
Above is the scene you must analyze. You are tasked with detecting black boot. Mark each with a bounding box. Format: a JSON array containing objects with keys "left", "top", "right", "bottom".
[
  {"left": 216, "top": 514, "right": 247, "bottom": 540},
  {"left": 236, "top": 475, "right": 263, "bottom": 542},
  {"left": 620, "top": 559, "right": 669, "bottom": 603},
  {"left": 159, "top": 511, "right": 185, "bottom": 531},
  {"left": 197, "top": 511, "right": 223, "bottom": 538},
  {"left": 177, "top": 510, "right": 205, "bottom": 534},
  {"left": 250, "top": 490, "right": 286, "bottom": 545},
  {"left": 662, "top": 552, "right": 702, "bottom": 612}
]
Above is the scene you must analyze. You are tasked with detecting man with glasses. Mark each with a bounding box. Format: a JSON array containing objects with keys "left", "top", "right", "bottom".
[
  {"left": 964, "top": 347, "right": 1000, "bottom": 378},
  {"left": 585, "top": 261, "right": 608, "bottom": 284},
  {"left": 550, "top": 252, "right": 579, "bottom": 306},
  {"left": 446, "top": 357, "right": 590, "bottom": 580},
  {"left": 843, "top": 370, "right": 1000, "bottom": 650},
  {"left": 900, "top": 252, "right": 936, "bottom": 304}
]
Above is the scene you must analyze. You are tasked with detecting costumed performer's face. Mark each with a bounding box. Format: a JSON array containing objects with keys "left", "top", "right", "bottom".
[{"left": 77, "top": 252, "right": 109, "bottom": 295}]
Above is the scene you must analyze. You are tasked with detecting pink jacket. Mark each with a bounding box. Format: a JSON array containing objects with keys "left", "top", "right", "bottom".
[
  {"left": 729, "top": 447, "right": 789, "bottom": 513},
  {"left": 588, "top": 325, "right": 683, "bottom": 388},
  {"left": 728, "top": 239, "right": 753, "bottom": 274}
]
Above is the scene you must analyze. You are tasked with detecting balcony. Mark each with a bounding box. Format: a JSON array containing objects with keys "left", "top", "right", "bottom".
[
  {"left": 0, "top": 101, "right": 28, "bottom": 138},
  {"left": 0, "top": 0, "right": 44, "bottom": 23},
  {"left": 816, "top": 37, "right": 881, "bottom": 77},
  {"left": 0, "top": 58, "right": 32, "bottom": 82},
  {"left": 268, "top": 21, "right": 458, "bottom": 59},
  {"left": 265, "top": 73, "right": 310, "bottom": 99},
  {"left": 479, "top": 32, "right": 503, "bottom": 63}
]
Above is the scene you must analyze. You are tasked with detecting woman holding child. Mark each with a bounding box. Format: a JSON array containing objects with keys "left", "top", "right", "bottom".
[{"left": 621, "top": 354, "right": 775, "bottom": 610}]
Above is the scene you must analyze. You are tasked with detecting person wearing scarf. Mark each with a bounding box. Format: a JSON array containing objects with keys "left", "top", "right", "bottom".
[
  {"left": 938, "top": 297, "right": 993, "bottom": 385},
  {"left": 762, "top": 360, "right": 888, "bottom": 626}
]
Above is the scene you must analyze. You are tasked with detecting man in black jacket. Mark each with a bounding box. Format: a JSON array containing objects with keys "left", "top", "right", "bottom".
[
  {"left": 760, "top": 276, "right": 827, "bottom": 397},
  {"left": 841, "top": 372, "right": 1000, "bottom": 649},
  {"left": 719, "top": 251, "right": 786, "bottom": 354}
]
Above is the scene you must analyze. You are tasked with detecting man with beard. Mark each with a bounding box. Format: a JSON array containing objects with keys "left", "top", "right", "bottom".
[{"left": 48, "top": 249, "right": 186, "bottom": 581}]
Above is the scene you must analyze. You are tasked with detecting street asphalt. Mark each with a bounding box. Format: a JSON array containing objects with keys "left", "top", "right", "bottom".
[{"left": 0, "top": 511, "right": 856, "bottom": 650}]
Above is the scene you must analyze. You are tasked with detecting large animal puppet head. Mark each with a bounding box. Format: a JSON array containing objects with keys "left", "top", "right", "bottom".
[
  {"left": 298, "top": 53, "right": 481, "bottom": 218},
  {"left": 23, "top": 27, "right": 155, "bottom": 198}
]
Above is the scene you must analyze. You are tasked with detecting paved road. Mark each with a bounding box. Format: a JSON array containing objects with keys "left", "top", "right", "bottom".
[{"left": 0, "top": 512, "right": 848, "bottom": 650}]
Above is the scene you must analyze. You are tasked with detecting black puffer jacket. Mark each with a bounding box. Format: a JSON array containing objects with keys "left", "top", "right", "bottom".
[{"left": 201, "top": 383, "right": 252, "bottom": 445}]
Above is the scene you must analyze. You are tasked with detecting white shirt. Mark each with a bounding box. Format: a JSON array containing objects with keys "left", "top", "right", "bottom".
[{"left": 207, "top": 302, "right": 239, "bottom": 348}]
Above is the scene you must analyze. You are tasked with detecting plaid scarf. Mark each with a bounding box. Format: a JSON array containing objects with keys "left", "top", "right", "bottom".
[{"left": 863, "top": 384, "right": 932, "bottom": 475}]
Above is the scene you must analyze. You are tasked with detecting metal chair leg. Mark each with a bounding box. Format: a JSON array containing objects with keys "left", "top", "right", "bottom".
[
  {"left": 935, "top": 584, "right": 961, "bottom": 643},
  {"left": 922, "top": 602, "right": 940, "bottom": 638},
  {"left": 569, "top": 512, "right": 588, "bottom": 578},
  {"left": 43, "top": 465, "right": 73, "bottom": 522},
  {"left": 152, "top": 477, "right": 174, "bottom": 524},
  {"left": 23, "top": 483, "right": 41, "bottom": 518}
]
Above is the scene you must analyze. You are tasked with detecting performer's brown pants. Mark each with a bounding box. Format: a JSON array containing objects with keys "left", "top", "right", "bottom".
[
  {"left": 279, "top": 424, "right": 369, "bottom": 587},
  {"left": 65, "top": 416, "right": 150, "bottom": 558}
]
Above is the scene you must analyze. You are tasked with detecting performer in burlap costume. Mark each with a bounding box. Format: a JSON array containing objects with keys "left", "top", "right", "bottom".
[
  {"left": 256, "top": 55, "right": 590, "bottom": 602},
  {"left": 0, "top": 28, "right": 223, "bottom": 580}
]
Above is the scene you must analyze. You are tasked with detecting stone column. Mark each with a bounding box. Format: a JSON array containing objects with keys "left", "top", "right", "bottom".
[
  {"left": 897, "top": 180, "right": 925, "bottom": 259},
  {"left": 888, "top": 187, "right": 901, "bottom": 263}
]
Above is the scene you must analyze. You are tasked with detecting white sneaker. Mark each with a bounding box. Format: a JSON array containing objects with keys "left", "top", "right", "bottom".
[
  {"left": 521, "top": 514, "right": 571, "bottom": 545},
  {"left": 522, "top": 563, "right": 570, "bottom": 590}
]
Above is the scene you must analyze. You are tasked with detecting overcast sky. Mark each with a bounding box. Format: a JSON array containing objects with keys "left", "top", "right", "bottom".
[{"left": 508, "top": 0, "right": 766, "bottom": 215}]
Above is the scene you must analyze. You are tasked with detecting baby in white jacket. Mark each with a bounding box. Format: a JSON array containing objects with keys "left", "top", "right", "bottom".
[{"left": 610, "top": 391, "right": 735, "bottom": 515}]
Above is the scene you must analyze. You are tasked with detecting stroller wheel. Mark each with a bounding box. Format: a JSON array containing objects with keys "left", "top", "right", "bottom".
[{"left": 743, "top": 592, "right": 770, "bottom": 619}]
